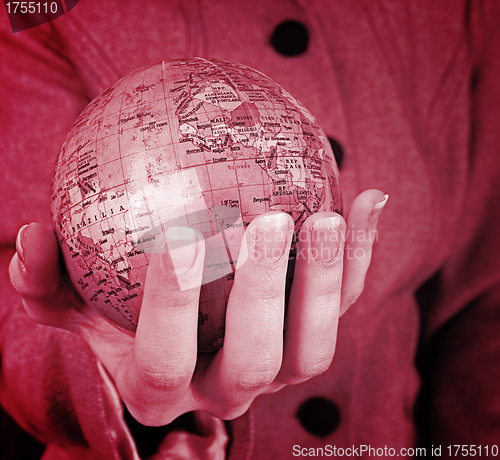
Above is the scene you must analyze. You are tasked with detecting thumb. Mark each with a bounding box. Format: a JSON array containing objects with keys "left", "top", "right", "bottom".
[
  {"left": 9, "top": 223, "right": 61, "bottom": 298},
  {"left": 8, "top": 223, "right": 83, "bottom": 329}
]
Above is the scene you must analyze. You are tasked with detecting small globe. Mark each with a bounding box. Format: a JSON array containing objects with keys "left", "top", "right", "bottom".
[{"left": 50, "top": 58, "right": 342, "bottom": 352}]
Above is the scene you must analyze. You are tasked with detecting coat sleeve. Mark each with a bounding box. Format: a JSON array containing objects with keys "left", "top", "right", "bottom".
[
  {"left": 418, "top": 0, "right": 500, "bottom": 447},
  {"left": 0, "top": 17, "right": 135, "bottom": 459}
]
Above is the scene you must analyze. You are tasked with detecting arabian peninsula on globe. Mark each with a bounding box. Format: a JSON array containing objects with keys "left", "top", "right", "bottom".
[{"left": 50, "top": 58, "right": 342, "bottom": 352}]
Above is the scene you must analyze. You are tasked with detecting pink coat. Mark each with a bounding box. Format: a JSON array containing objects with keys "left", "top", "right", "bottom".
[{"left": 1, "top": 0, "right": 500, "bottom": 458}]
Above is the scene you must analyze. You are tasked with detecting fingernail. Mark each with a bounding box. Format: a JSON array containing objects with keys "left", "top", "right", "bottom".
[
  {"left": 368, "top": 194, "right": 389, "bottom": 230},
  {"left": 253, "top": 213, "right": 292, "bottom": 264},
  {"left": 16, "top": 224, "right": 30, "bottom": 265},
  {"left": 311, "top": 216, "right": 343, "bottom": 263},
  {"left": 165, "top": 226, "right": 198, "bottom": 274}
]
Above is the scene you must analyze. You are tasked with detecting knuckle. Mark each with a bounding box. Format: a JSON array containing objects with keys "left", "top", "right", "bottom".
[
  {"left": 284, "top": 358, "right": 333, "bottom": 384},
  {"left": 146, "top": 286, "right": 195, "bottom": 309},
  {"left": 135, "top": 363, "right": 193, "bottom": 390},
  {"left": 224, "top": 405, "right": 253, "bottom": 420},
  {"left": 125, "top": 408, "right": 155, "bottom": 426},
  {"left": 233, "top": 367, "right": 279, "bottom": 392},
  {"left": 234, "top": 270, "right": 284, "bottom": 301},
  {"left": 314, "top": 269, "right": 343, "bottom": 297},
  {"left": 213, "top": 401, "right": 253, "bottom": 421},
  {"left": 125, "top": 403, "right": 177, "bottom": 427}
]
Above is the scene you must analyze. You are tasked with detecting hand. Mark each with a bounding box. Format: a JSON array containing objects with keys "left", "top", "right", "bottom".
[{"left": 9, "top": 189, "right": 387, "bottom": 426}]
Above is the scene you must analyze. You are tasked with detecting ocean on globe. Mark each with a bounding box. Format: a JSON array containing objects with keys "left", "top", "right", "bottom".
[{"left": 50, "top": 58, "right": 342, "bottom": 352}]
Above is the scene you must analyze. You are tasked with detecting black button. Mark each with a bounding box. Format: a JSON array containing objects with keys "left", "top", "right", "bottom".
[
  {"left": 271, "top": 20, "right": 309, "bottom": 57},
  {"left": 296, "top": 397, "right": 341, "bottom": 437},
  {"left": 328, "top": 137, "right": 344, "bottom": 170}
]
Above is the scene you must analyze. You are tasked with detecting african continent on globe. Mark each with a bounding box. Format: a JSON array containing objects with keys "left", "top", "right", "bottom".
[{"left": 50, "top": 58, "right": 342, "bottom": 352}]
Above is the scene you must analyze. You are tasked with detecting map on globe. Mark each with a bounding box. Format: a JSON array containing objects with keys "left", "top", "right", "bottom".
[{"left": 50, "top": 58, "right": 341, "bottom": 351}]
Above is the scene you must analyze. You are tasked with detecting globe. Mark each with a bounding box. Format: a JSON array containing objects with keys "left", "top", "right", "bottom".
[{"left": 50, "top": 58, "right": 342, "bottom": 352}]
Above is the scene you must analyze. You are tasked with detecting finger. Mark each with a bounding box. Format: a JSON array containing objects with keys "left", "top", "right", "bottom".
[
  {"left": 340, "top": 189, "right": 388, "bottom": 315},
  {"left": 202, "top": 212, "right": 293, "bottom": 416},
  {"left": 117, "top": 226, "right": 205, "bottom": 425},
  {"left": 277, "top": 212, "right": 345, "bottom": 385}
]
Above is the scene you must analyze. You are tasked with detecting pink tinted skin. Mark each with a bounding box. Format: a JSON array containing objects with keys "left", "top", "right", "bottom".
[{"left": 9, "top": 189, "right": 387, "bottom": 426}]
